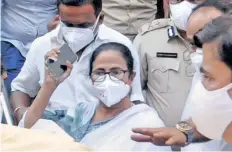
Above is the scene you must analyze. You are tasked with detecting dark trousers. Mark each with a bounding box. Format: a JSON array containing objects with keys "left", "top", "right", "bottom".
[{"left": 1, "top": 41, "right": 25, "bottom": 96}]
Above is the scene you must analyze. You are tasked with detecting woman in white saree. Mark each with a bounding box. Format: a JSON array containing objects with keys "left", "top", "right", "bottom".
[{"left": 22, "top": 42, "right": 171, "bottom": 151}]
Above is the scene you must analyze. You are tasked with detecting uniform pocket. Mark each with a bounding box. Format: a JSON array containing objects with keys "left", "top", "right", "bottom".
[{"left": 149, "top": 58, "right": 180, "bottom": 93}]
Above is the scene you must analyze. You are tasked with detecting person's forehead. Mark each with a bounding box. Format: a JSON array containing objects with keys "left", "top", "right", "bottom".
[
  {"left": 187, "top": 6, "right": 223, "bottom": 39},
  {"left": 202, "top": 41, "right": 222, "bottom": 73},
  {"left": 95, "top": 51, "right": 124, "bottom": 62},
  {"left": 59, "top": 4, "right": 95, "bottom": 22},
  {"left": 203, "top": 41, "right": 220, "bottom": 60},
  {"left": 93, "top": 52, "right": 127, "bottom": 70}
]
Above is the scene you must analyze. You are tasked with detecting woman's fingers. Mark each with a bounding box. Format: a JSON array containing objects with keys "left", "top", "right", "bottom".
[
  {"left": 44, "top": 49, "right": 60, "bottom": 60},
  {"left": 60, "top": 60, "right": 73, "bottom": 82},
  {"left": 64, "top": 60, "right": 73, "bottom": 75}
]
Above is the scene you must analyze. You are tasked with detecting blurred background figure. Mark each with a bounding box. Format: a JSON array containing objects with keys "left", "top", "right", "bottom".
[
  {"left": 1, "top": 0, "right": 59, "bottom": 96},
  {"left": 102, "top": 0, "right": 167, "bottom": 41},
  {"left": 1, "top": 64, "right": 7, "bottom": 80}
]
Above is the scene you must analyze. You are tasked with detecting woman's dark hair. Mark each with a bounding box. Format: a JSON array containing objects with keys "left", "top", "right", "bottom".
[
  {"left": 195, "top": 15, "right": 232, "bottom": 70},
  {"left": 58, "top": 0, "right": 102, "bottom": 16},
  {"left": 89, "top": 42, "right": 134, "bottom": 76}
]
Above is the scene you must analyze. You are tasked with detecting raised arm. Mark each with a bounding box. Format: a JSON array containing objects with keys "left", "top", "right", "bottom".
[{"left": 23, "top": 50, "right": 73, "bottom": 128}]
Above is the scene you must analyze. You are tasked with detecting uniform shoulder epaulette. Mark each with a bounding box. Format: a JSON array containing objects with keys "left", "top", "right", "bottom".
[{"left": 138, "top": 18, "right": 170, "bottom": 35}]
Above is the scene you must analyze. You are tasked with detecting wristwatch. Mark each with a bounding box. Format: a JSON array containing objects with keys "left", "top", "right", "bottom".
[{"left": 175, "top": 121, "right": 194, "bottom": 146}]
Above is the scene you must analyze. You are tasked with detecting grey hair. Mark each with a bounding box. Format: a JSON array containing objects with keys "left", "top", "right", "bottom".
[{"left": 195, "top": 15, "right": 232, "bottom": 70}]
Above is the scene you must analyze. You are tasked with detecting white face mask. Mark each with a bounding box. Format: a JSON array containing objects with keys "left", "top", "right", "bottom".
[
  {"left": 170, "top": 1, "right": 196, "bottom": 31},
  {"left": 60, "top": 14, "right": 100, "bottom": 53},
  {"left": 190, "top": 48, "right": 203, "bottom": 70},
  {"left": 93, "top": 75, "right": 130, "bottom": 107},
  {"left": 191, "top": 78, "right": 232, "bottom": 140}
]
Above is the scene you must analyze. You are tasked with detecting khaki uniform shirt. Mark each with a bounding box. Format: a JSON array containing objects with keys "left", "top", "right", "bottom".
[
  {"left": 102, "top": 0, "right": 157, "bottom": 40},
  {"left": 133, "top": 19, "right": 194, "bottom": 126}
]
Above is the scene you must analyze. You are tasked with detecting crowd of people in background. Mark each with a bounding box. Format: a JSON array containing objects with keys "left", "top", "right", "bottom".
[{"left": 1, "top": 0, "right": 232, "bottom": 151}]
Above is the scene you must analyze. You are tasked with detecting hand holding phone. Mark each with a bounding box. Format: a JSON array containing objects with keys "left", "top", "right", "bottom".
[{"left": 44, "top": 44, "right": 77, "bottom": 85}]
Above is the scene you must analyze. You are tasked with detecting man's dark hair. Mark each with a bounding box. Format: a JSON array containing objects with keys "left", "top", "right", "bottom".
[
  {"left": 89, "top": 42, "right": 134, "bottom": 76},
  {"left": 58, "top": 0, "right": 102, "bottom": 16},
  {"left": 192, "top": 0, "right": 232, "bottom": 14},
  {"left": 195, "top": 15, "right": 232, "bottom": 70}
]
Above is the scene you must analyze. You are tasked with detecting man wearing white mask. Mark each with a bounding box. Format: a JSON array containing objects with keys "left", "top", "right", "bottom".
[
  {"left": 131, "top": 15, "right": 232, "bottom": 147},
  {"left": 181, "top": 0, "right": 232, "bottom": 150},
  {"left": 182, "top": 0, "right": 232, "bottom": 133},
  {"left": 133, "top": 0, "right": 203, "bottom": 127},
  {"left": 10, "top": 0, "right": 144, "bottom": 124}
]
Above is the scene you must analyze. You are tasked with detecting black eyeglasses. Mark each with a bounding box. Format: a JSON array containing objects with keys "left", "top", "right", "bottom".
[{"left": 91, "top": 69, "right": 128, "bottom": 82}]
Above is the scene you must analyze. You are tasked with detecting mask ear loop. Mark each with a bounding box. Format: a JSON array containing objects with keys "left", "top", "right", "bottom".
[
  {"left": 227, "top": 87, "right": 232, "bottom": 100},
  {"left": 91, "top": 13, "right": 102, "bottom": 35}
]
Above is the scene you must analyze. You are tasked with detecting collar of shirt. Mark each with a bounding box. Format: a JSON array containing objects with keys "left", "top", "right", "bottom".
[
  {"left": 167, "top": 20, "right": 184, "bottom": 41},
  {"left": 167, "top": 20, "right": 191, "bottom": 51}
]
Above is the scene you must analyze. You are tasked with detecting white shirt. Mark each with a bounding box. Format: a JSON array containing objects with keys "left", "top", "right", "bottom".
[{"left": 11, "top": 24, "right": 144, "bottom": 113}]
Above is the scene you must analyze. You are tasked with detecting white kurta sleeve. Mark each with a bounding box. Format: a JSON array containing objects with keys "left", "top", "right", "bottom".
[{"left": 11, "top": 39, "right": 42, "bottom": 97}]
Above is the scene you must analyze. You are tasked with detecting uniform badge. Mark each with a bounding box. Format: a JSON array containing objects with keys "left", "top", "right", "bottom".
[
  {"left": 167, "top": 26, "right": 176, "bottom": 39},
  {"left": 157, "top": 52, "right": 178, "bottom": 58}
]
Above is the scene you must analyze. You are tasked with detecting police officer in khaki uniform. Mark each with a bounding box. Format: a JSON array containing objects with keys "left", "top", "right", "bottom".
[
  {"left": 102, "top": 0, "right": 157, "bottom": 41},
  {"left": 133, "top": 0, "right": 201, "bottom": 127}
]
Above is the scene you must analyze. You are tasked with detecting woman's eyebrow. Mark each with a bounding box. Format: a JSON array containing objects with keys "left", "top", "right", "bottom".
[{"left": 93, "top": 68, "right": 105, "bottom": 71}]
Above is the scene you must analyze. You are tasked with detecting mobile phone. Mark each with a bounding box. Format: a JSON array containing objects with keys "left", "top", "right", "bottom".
[{"left": 45, "top": 44, "right": 77, "bottom": 77}]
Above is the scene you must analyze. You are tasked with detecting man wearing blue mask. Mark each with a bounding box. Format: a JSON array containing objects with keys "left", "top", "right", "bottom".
[
  {"left": 133, "top": 0, "right": 203, "bottom": 127},
  {"left": 10, "top": 0, "right": 144, "bottom": 125}
]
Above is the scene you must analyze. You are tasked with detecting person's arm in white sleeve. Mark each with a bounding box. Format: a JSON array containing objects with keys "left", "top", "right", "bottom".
[{"left": 10, "top": 40, "right": 41, "bottom": 123}]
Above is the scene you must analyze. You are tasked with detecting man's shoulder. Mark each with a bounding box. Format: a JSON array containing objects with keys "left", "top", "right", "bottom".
[
  {"left": 29, "top": 28, "right": 58, "bottom": 55},
  {"left": 98, "top": 24, "right": 132, "bottom": 47},
  {"left": 133, "top": 19, "right": 171, "bottom": 47},
  {"left": 138, "top": 18, "right": 171, "bottom": 36}
]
